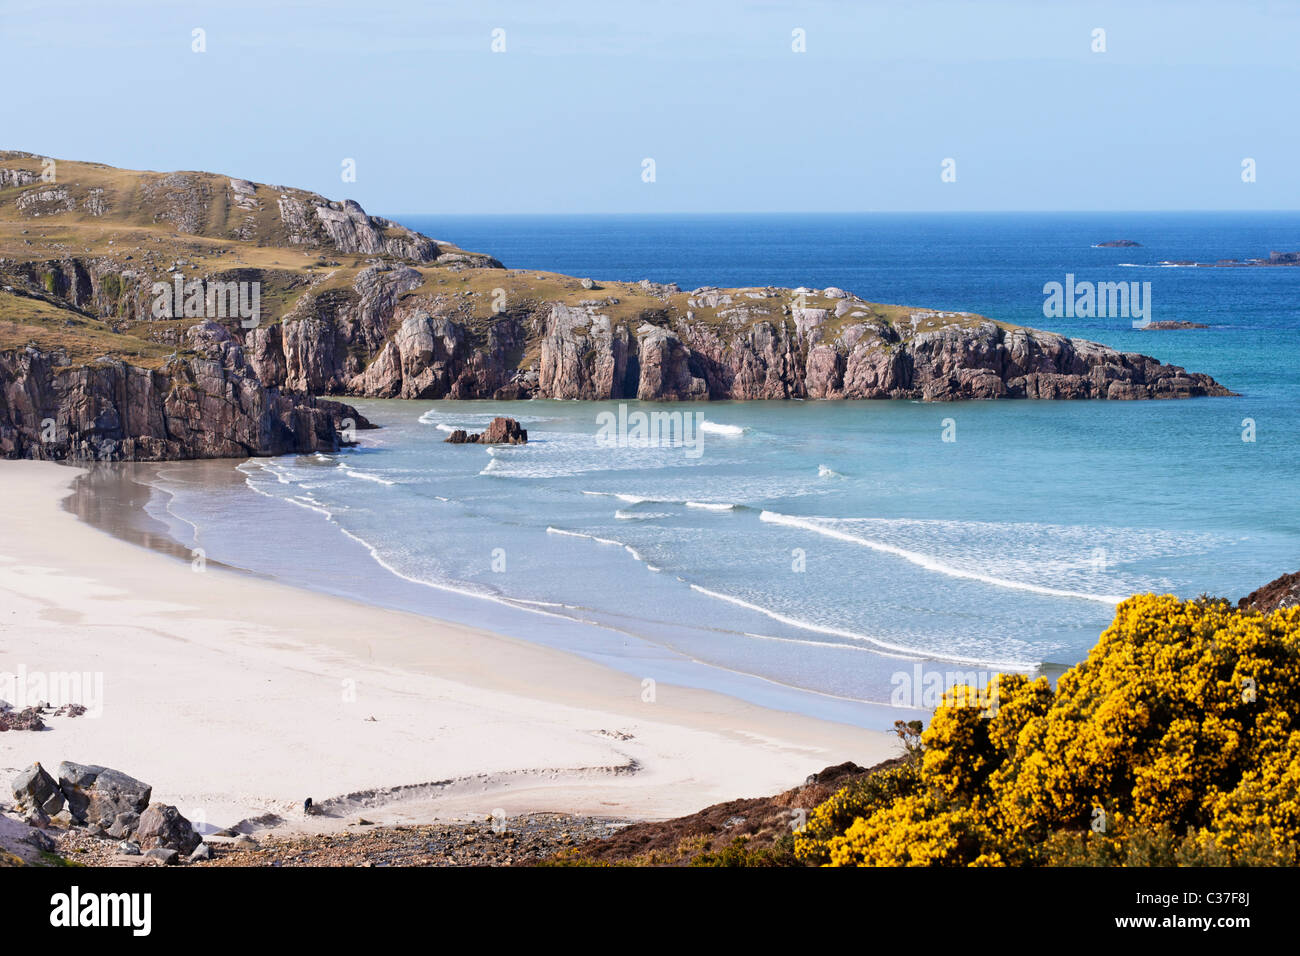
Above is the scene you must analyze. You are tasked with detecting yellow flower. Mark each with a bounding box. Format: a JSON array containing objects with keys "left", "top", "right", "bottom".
[{"left": 798, "top": 597, "right": 1300, "bottom": 866}]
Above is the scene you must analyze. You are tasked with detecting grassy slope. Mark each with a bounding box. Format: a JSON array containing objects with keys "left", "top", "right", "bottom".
[{"left": 0, "top": 153, "right": 1009, "bottom": 373}]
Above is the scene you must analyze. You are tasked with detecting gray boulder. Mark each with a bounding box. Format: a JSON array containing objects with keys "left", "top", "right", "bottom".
[
  {"left": 23, "top": 807, "right": 50, "bottom": 830},
  {"left": 144, "top": 847, "right": 178, "bottom": 865},
  {"left": 136, "top": 804, "right": 201, "bottom": 854},
  {"left": 105, "top": 810, "right": 141, "bottom": 840},
  {"left": 11, "top": 762, "right": 64, "bottom": 816},
  {"left": 56, "top": 762, "right": 151, "bottom": 828}
]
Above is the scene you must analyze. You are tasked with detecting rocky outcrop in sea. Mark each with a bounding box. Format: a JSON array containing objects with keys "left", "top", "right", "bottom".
[{"left": 444, "top": 416, "right": 528, "bottom": 444}]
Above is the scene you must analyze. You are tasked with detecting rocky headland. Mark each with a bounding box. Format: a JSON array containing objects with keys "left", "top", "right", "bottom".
[{"left": 0, "top": 152, "right": 1234, "bottom": 463}]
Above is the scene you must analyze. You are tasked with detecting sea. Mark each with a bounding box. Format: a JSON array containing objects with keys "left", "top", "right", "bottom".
[{"left": 109, "top": 213, "right": 1300, "bottom": 730}]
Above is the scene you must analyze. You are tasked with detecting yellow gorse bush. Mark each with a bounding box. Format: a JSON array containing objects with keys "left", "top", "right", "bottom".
[{"left": 795, "top": 595, "right": 1300, "bottom": 866}]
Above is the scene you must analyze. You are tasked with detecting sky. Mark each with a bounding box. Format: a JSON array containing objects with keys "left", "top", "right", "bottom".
[{"left": 3, "top": 0, "right": 1299, "bottom": 215}]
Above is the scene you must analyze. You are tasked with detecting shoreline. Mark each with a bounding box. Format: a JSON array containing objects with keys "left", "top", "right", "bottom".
[
  {"left": 70, "top": 451, "right": 927, "bottom": 727},
  {"left": 0, "top": 459, "right": 897, "bottom": 836}
]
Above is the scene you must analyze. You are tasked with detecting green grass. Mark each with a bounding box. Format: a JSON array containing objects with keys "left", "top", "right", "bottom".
[{"left": 36, "top": 849, "right": 83, "bottom": 868}]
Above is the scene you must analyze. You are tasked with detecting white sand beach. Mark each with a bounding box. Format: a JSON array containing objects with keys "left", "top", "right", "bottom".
[{"left": 0, "top": 460, "right": 895, "bottom": 835}]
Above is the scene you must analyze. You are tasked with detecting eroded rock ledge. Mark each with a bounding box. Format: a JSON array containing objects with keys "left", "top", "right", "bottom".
[
  {"left": 277, "top": 288, "right": 1233, "bottom": 403},
  {"left": 0, "top": 322, "right": 369, "bottom": 461}
]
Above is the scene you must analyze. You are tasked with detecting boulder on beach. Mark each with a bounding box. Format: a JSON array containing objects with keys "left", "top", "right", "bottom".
[
  {"left": 105, "top": 811, "right": 141, "bottom": 840},
  {"left": 0, "top": 706, "right": 46, "bottom": 731},
  {"left": 11, "top": 762, "right": 64, "bottom": 816},
  {"left": 57, "top": 761, "right": 152, "bottom": 830},
  {"left": 136, "top": 803, "right": 201, "bottom": 854}
]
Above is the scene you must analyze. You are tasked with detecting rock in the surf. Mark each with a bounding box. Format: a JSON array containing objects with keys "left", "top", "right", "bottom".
[{"left": 443, "top": 417, "right": 527, "bottom": 445}]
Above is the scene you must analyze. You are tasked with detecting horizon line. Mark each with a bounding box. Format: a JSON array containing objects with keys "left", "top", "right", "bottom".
[{"left": 384, "top": 208, "right": 1300, "bottom": 217}]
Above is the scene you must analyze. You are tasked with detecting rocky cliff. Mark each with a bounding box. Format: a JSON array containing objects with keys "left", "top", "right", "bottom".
[
  {"left": 0, "top": 153, "right": 1233, "bottom": 461},
  {"left": 206, "top": 264, "right": 1229, "bottom": 403},
  {"left": 0, "top": 322, "right": 367, "bottom": 461}
]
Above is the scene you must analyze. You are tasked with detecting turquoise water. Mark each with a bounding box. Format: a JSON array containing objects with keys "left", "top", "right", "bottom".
[{"left": 140, "top": 214, "right": 1299, "bottom": 727}]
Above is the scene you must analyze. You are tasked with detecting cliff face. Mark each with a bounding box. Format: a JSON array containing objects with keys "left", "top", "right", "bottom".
[
  {"left": 0, "top": 153, "right": 1234, "bottom": 462},
  {"left": 0, "top": 323, "right": 367, "bottom": 461},
  {"left": 232, "top": 282, "right": 1229, "bottom": 404}
]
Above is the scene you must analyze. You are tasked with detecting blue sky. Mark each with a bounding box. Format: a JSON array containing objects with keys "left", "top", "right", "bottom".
[{"left": 4, "top": 0, "right": 1298, "bottom": 214}]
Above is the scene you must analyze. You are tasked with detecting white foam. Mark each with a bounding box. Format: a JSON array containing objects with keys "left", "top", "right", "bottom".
[
  {"left": 420, "top": 409, "right": 550, "bottom": 426},
  {"left": 687, "top": 582, "right": 1036, "bottom": 670},
  {"left": 340, "top": 465, "right": 396, "bottom": 486},
  {"left": 546, "top": 527, "right": 661, "bottom": 571},
  {"left": 335, "top": 526, "right": 577, "bottom": 620},
  {"left": 585, "top": 491, "right": 737, "bottom": 512},
  {"left": 546, "top": 526, "right": 623, "bottom": 547},
  {"left": 148, "top": 478, "right": 203, "bottom": 546},
  {"left": 583, "top": 491, "right": 653, "bottom": 504},
  {"left": 288, "top": 495, "right": 334, "bottom": 518},
  {"left": 700, "top": 421, "right": 746, "bottom": 437},
  {"left": 237, "top": 464, "right": 334, "bottom": 519},
  {"left": 261, "top": 462, "right": 295, "bottom": 485},
  {"left": 818, "top": 465, "right": 843, "bottom": 479},
  {"left": 759, "top": 510, "right": 1124, "bottom": 604}
]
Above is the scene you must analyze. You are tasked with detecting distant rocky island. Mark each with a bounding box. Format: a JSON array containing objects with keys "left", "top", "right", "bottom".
[
  {"left": 1094, "top": 241, "right": 1300, "bottom": 266},
  {"left": 0, "top": 152, "right": 1235, "bottom": 463},
  {"left": 1151, "top": 251, "right": 1300, "bottom": 268},
  {"left": 1142, "top": 320, "right": 1210, "bottom": 330}
]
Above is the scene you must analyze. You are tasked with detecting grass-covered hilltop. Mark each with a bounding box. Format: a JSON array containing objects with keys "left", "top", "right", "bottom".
[{"left": 0, "top": 151, "right": 1233, "bottom": 461}]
